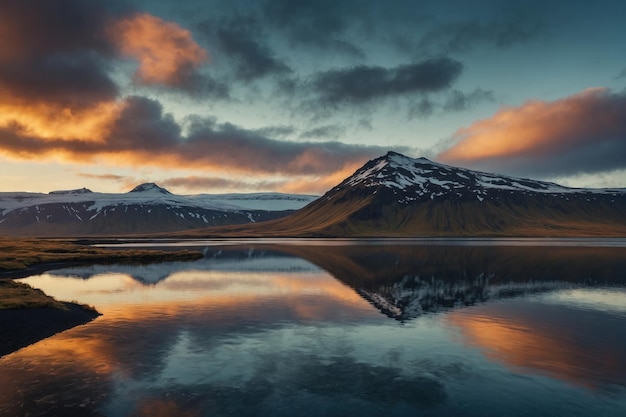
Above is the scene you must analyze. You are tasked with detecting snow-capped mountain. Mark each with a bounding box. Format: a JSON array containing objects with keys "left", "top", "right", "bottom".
[
  {"left": 336, "top": 151, "right": 625, "bottom": 202},
  {"left": 0, "top": 183, "right": 318, "bottom": 236},
  {"left": 202, "top": 151, "right": 626, "bottom": 237}
]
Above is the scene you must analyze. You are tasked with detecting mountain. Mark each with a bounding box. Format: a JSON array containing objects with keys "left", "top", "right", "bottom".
[
  {"left": 187, "top": 151, "right": 626, "bottom": 237},
  {"left": 128, "top": 183, "right": 172, "bottom": 194},
  {"left": 0, "top": 184, "right": 318, "bottom": 236}
]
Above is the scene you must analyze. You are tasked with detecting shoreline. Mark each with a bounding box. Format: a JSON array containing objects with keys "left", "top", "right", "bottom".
[
  {"left": 0, "top": 301, "right": 101, "bottom": 357},
  {"left": 0, "top": 239, "right": 205, "bottom": 358},
  {"left": 0, "top": 279, "right": 101, "bottom": 358}
]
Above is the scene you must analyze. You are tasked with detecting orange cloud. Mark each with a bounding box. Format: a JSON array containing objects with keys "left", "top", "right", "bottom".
[
  {"left": 109, "top": 13, "right": 208, "bottom": 87},
  {"left": 277, "top": 163, "right": 362, "bottom": 194},
  {"left": 438, "top": 88, "right": 626, "bottom": 177},
  {"left": 0, "top": 100, "right": 120, "bottom": 144}
]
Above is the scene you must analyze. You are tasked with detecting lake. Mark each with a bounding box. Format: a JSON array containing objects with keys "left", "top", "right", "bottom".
[{"left": 2, "top": 239, "right": 626, "bottom": 416}]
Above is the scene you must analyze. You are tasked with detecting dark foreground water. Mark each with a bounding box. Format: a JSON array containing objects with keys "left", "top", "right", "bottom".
[{"left": 2, "top": 240, "right": 626, "bottom": 417}]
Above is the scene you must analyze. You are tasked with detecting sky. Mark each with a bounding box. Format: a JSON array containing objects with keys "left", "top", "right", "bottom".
[{"left": 1, "top": 0, "right": 625, "bottom": 195}]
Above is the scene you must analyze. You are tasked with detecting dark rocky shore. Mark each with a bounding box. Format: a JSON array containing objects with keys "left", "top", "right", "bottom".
[{"left": 0, "top": 302, "right": 101, "bottom": 357}]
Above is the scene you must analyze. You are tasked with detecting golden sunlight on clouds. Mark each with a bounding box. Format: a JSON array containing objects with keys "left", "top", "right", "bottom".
[
  {"left": 438, "top": 88, "right": 620, "bottom": 164},
  {"left": 0, "top": 101, "right": 120, "bottom": 143},
  {"left": 110, "top": 13, "right": 208, "bottom": 87},
  {"left": 278, "top": 163, "right": 361, "bottom": 194}
]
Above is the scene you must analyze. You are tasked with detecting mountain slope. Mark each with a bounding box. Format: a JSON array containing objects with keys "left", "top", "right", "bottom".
[
  {"left": 185, "top": 152, "right": 626, "bottom": 237},
  {"left": 0, "top": 184, "right": 318, "bottom": 236}
]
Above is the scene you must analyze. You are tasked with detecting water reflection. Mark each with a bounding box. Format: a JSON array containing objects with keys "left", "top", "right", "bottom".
[
  {"left": 1, "top": 243, "right": 625, "bottom": 416},
  {"left": 448, "top": 292, "right": 626, "bottom": 392}
]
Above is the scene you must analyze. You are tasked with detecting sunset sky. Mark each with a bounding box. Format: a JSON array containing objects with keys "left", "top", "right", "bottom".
[{"left": 1, "top": 0, "right": 625, "bottom": 195}]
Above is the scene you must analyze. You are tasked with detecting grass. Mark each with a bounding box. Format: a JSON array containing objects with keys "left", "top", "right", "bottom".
[
  {"left": 0, "top": 238, "right": 204, "bottom": 311},
  {"left": 0, "top": 279, "right": 66, "bottom": 310},
  {"left": 0, "top": 238, "right": 203, "bottom": 272}
]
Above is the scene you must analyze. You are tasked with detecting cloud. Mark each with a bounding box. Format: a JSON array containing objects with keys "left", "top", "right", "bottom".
[
  {"left": 254, "top": 125, "right": 296, "bottom": 138},
  {"left": 311, "top": 58, "right": 463, "bottom": 105},
  {"left": 417, "top": 17, "right": 542, "bottom": 55},
  {"left": 408, "top": 97, "right": 437, "bottom": 119},
  {"left": 0, "top": 0, "right": 119, "bottom": 109},
  {"left": 443, "top": 89, "right": 495, "bottom": 112},
  {"left": 299, "top": 124, "right": 346, "bottom": 140},
  {"left": 262, "top": 0, "right": 364, "bottom": 57},
  {"left": 160, "top": 176, "right": 289, "bottom": 192},
  {"left": 0, "top": 95, "right": 410, "bottom": 180},
  {"left": 0, "top": 0, "right": 116, "bottom": 60},
  {"left": 0, "top": 1, "right": 228, "bottom": 145},
  {"left": 77, "top": 173, "right": 127, "bottom": 182},
  {"left": 406, "top": 88, "right": 493, "bottom": 119},
  {"left": 214, "top": 16, "right": 291, "bottom": 81},
  {"left": 437, "top": 88, "right": 626, "bottom": 178},
  {"left": 179, "top": 120, "right": 408, "bottom": 175},
  {"left": 109, "top": 12, "right": 208, "bottom": 88}
]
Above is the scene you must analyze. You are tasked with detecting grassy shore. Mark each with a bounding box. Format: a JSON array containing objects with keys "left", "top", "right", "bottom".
[
  {"left": 0, "top": 238, "right": 203, "bottom": 357},
  {"left": 0, "top": 238, "right": 203, "bottom": 275}
]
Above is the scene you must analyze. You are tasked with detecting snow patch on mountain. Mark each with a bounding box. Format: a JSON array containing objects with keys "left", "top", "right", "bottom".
[
  {"left": 340, "top": 151, "right": 626, "bottom": 198},
  {"left": 128, "top": 183, "right": 172, "bottom": 195},
  {"left": 0, "top": 185, "right": 318, "bottom": 217},
  {"left": 49, "top": 187, "right": 93, "bottom": 195}
]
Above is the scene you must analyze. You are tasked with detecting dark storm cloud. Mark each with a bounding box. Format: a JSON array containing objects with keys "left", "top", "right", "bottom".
[
  {"left": 0, "top": 51, "right": 118, "bottom": 108},
  {"left": 0, "top": 0, "right": 121, "bottom": 106},
  {"left": 215, "top": 16, "right": 292, "bottom": 81},
  {"left": 438, "top": 88, "right": 626, "bottom": 178},
  {"left": 0, "top": 0, "right": 117, "bottom": 58},
  {"left": 312, "top": 58, "right": 463, "bottom": 105},
  {"left": 107, "top": 96, "right": 182, "bottom": 151},
  {"left": 0, "top": 0, "right": 223, "bottom": 111}
]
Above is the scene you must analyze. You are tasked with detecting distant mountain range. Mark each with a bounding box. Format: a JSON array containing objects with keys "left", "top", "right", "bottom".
[
  {"left": 3, "top": 152, "right": 626, "bottom": 237},
  {"left": 185, "top": 151, "right": 626, "bottom": 237},
  {"left": 0, "top": 183, "right": 318, "bottom": 236}
]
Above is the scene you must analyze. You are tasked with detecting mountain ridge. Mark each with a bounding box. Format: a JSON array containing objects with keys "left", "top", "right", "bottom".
[
  {"left": 177, "top": 152, "right": 626, "bottom": 237},
  {"left": 0, "top": 185, "right": 318, "bottom": 236}
]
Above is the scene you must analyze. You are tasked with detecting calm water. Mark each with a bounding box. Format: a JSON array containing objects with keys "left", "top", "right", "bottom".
[{"left": 2, "top": 240, "right": 626, "bottom": 416}]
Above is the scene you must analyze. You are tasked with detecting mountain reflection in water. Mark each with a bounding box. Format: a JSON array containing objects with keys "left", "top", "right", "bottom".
[{"left": 1, "top": 242, "right": 625, "bottom": 417}]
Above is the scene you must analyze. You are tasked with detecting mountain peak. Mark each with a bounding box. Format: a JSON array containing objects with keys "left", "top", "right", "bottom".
[
  {"left": 128, "top": 183, "right": 172, "bottom": 194},
  {"left": 49, "top": 187, "right": 93, "bottom": 195},
  {"left": 337, "top": 152, "right": 581, "bottom": 199},
  {"left": 384, "top": 151, "right": 433, "bottom": 165},
  {"left": 340, "top": 152, "right": 442, "bottom": 191}
]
